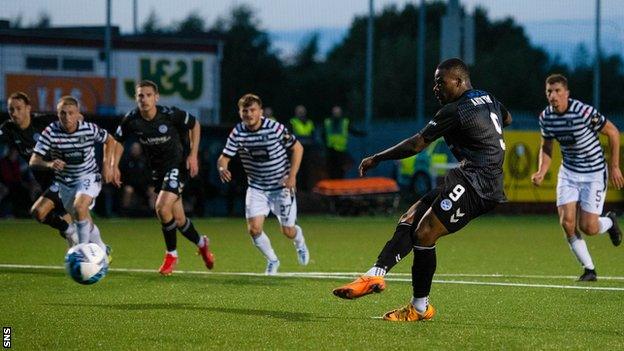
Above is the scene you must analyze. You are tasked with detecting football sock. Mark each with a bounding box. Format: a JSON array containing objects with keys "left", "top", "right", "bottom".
[
  {"left": 42, "top": 211, "right": 69, "bottom": 233},
  {"left": 197, "top": 235, "right": 206, "bottom": 247},
  {"left": 64, "top": 223, "right": 78, "bottom": 246},
  {"left": 178, "top": 218, "right": 201, "bottom": 245},
  {"left": 252, "top": 232, "right": 278, "bottom": 262},
  {"left": 292, "top": 225, "right": 306, "bottom": 250},
  {"left": 411, "top": 296, "right": 429, "bottom": 313},
  {"left": 598, "top": 216, "right": 613, "bottom": 234},
  {"left": 76, "top": 220, "right": 91, "bottom": 244},
  {"left": 567, "top": 234, "right": 595, "bottom": 270},
  {"left": 411, "top": 244, "right": 437, "bottom": 299},
  {"left": 89, "top": 224, "right": 107, "bottom": 252},
  {"left": 364, "top": 266, "right": 387, "bottom": 277},
  {"left": 373, "top": 222, "right": 414, "bottom": 272},
  {"left": 161, "top": 219, "right": 178, "bottom": 252}
]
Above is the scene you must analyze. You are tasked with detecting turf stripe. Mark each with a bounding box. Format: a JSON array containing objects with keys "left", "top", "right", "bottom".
[{"left": 1, "top": 263, "right": 624, "bottom": 291}]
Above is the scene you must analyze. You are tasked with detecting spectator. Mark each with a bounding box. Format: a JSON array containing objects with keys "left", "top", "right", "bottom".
[
  {"left": 323, "top": 105, "right": 366, "bottom": 179},
  {"left": 289, "top": 105, "right": 319, "bottom": 191}
]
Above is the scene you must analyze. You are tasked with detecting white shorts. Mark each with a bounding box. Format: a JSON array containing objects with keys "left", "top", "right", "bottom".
[
  {"left": 557, "top": 166, "right": 607, "bottom": 214},
  {"left": 245, "top": 187, "right": 297, "bottom": 227},
  {"left": 54, "top": 174, "right": 102, "bottom": 218}
]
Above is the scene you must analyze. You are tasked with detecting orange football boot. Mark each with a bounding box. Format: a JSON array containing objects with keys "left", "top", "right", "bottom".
[
  {"left": 332, "top": 276, "right": 386, "bottom": 299},
  {"left": 382, "top": 303, "right": 436, "bottom": 321}
]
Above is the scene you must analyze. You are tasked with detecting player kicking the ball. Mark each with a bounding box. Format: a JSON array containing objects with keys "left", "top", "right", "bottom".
[{"left": 332, "top": 58, "right": 512, "bottom": 321}]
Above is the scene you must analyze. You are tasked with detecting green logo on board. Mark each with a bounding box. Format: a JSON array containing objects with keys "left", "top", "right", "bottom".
[{"left": 125, "top": 58, "right": 203, "bottom": 100}]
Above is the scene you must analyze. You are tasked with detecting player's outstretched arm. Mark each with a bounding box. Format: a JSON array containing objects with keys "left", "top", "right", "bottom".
[
  {"left": 531, "top": 138, "right": 553, "bottom": 186},
  {"left": 600, "top": 120, "right": 623, "bottom": 189},
  {"left": 217, "top": 154, "right": 232, "bottom": 183},
  {"left": 359, "top": 133, "right": 429, "bottom": 177}
]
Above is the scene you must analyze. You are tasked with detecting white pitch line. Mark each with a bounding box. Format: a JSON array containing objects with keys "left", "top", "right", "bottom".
[{"left": 1, "top": 263, "right": 624, "bottom": 291}]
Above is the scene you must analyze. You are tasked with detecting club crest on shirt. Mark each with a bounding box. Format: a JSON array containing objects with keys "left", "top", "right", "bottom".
[
  {"left": 159, "top": 125, "right": 168, "bottom": 134},
  {"left": 440, "top": 199, "right": 453, "bottom": 211}
]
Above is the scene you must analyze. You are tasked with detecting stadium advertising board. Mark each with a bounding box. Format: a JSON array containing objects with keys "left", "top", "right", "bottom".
[
  {"left": 6, "top": 74, "right": 114, "bottom": 113},
  {"left": 503, "top": 130, "right": 624, "bottom": 202},
  {"left": 115, "top": 52, "right": 217, "bottom": 120}
]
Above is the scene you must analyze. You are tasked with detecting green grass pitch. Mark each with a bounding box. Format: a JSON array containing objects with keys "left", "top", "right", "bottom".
[{"left": 1, "top": 215, "right": 623, "bottom": 350}]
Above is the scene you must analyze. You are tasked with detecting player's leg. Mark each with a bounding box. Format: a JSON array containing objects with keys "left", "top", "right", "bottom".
[
  {"left": 72, "top": 175, "right": 106, "bottom": 250},
  {"left": 248, "top": 215, "right": 280, "bottom": 274},
  {"left": 332, "top": 190, "right": 437, "bottom": 300},
  {"left": 577, "top": 175, "right": 621, "bottom": 246},
  {"left": 172, "top": 195, "right": 214, "bottom": 269},
  {"left": 557, "top": 177, "right": 597, "bottom": 280},
  {"left": 155, "top": 190, "right": 179, "bottom": 275},
  {"left": 368, "top": 189, "right": 438, "bottom": 276},
  {"left": 559, "top": 203, "right": 596, "bottom": 281},
  {"left": 246, "top": 188, "right": 279, "bottom": 274},
  {"left": 30, "top": 187, "right": 76, "bottom": 245},
  {"left": 273, "top": 189, "right": 309, "bottom": 265},
  {"left": 383, "top": 173, "right": 496, "bottom": 321}
]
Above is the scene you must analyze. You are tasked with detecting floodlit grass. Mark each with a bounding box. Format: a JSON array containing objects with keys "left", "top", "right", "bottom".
[{"left": 1, "top": 215, "right": 623, "bottom": 350}]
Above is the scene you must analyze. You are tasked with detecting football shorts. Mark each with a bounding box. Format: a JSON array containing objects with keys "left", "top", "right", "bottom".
[
  {"left": 245, "top": 187, "right": 297, "bottom": 227},
  {"left": 557, "top": 166, "right": 607, "bottom": 215},
  {"left": 431, "top": 169, "right": 498, "bottom": 233},
  {"left": 153, "top": 166, "right": 187, "bottom": 195},
  {"left": 57, "top": 173, "right": 102, "bottom": 217}
]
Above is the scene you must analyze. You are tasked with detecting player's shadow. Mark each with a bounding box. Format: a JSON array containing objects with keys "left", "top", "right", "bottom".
[
  {"left": 204, "top": 306, "right": 315, "bottom": 321},
  {"left": 46, "top": 303, "right": 316, "bottom": 321},
  {"left": 435, "top": 320, "right": 623, "bottom": 337}
]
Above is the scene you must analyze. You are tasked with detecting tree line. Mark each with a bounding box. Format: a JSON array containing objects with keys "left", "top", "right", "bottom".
[{"left": 15, "top": 2, "right": 624, "bottom": 123}]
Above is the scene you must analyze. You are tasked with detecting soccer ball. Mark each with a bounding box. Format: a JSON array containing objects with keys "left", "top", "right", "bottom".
[{"left": 64, "top": 243, "right": 109, "bottom": 285}]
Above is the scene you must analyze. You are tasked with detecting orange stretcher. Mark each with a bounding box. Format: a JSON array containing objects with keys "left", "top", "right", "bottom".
[
  {"left": 313, "top": 177, "right": 400, "bottom": 196},
  {"left": 313, "top": 177, "right": 400, "bottom": 215}
]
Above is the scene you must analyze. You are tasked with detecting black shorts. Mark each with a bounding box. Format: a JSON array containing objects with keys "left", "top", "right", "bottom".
[
  {"left": 152, "top": 166, "right": 187, "bottom": 195},
  {"left": 32, "top": 169, "right": 64, "bottom": 211},
  {"left": 431, "top": 169, "right": 498, "bottom": 233}
]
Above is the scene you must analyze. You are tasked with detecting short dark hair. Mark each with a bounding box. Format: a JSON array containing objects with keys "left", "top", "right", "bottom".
[
  {"left": 136, "top": 80, "right": 159, "bottom": 94},
  {"left": 57, "top": 95, "right": 80, "bottom": 108},
  {"left": 8, "top": 92, "right": 31, "bottom": 105},
  {"left": 437, "top": 58, "right": 470, "bottom": 81},
  {"left": 238, "top": 94, "right": 263, "bottom": 109},
  {"left": 546, "top": 74, "right": 568, "bottom": 89}
]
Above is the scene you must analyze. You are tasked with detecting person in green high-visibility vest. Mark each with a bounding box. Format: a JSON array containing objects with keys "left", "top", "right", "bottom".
[
  {"left": 323, "top": 105, "right": 366, "bottom": 179},
  {"left": 289, "top": 105, "right": 318, "bottom": 190},
  {"left": 289, "top": 105, "right": 316, "bottom": 147}
]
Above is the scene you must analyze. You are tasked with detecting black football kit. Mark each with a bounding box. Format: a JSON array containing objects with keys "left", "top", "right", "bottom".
[{"left": 115, "top": 106, "right": 196, "bottom": 195}]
